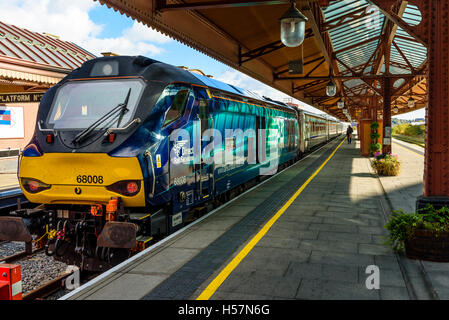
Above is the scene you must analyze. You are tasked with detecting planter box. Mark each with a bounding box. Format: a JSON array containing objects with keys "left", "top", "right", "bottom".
[{"left": 405, "top": 229, "right": 449, "bottom": 262}]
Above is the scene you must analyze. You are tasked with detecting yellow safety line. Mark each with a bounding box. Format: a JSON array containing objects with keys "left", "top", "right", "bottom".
[
  {"left": 139, "top": 213, "right": 152, "bottom": 220},
  {"left": 393, "top": 141, "right": 424, "bottom": 158},
  {"left": 196, "top": 138, "right": 346, "bottom": 300},
  {"left": 143, "top": 237, "right": 153, "bottom": 243}
]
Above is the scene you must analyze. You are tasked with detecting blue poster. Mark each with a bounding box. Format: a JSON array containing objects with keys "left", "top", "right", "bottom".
[{"left": 0, "top": 109, "right": 11, "bottom": 125}]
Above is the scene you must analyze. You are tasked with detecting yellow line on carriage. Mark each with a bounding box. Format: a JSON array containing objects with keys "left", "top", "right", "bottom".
[{"left": 196, "top": 137, "right": 346, "bottom": 300}]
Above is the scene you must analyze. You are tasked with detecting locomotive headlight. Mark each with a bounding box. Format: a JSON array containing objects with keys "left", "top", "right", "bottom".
[
  {"left": 102, "top": 63, "right": 113, "bottom": 76},
  {"left": 90, "top": 60, "right": 119, "bottom": 77},
  {"left": 106, "top": 180, "right": 141, "bottom": 197},
  {"left": 21, "top": 178, "right": 51, "bottom": 193},
  {"left": 126, "top": 181, "right": 139, "bottom": 194}
]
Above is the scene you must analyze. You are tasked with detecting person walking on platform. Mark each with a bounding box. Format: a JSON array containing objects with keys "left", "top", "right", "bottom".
[{"left": 346, "top": 125, "right": 353, "bottom": 144}]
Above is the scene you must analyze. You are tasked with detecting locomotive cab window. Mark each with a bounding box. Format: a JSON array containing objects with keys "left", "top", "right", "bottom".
[
  {"left": 157, "top": 84, "right": 192, "bottom": 127},
  {"left": 47, "top": 79, "right": 145, "bottom": 130}
]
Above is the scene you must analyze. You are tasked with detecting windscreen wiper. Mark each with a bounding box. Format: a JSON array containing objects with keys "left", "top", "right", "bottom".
[{"left": 72, "top": 88, "right": 131, "bottom": 145}]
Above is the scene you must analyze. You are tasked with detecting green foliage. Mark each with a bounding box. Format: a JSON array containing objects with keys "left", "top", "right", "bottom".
[
  {"left": 384, "top": 210, "right": 419, "bottom": 252},
  {"left": 371, "top": 154, "right": 401, "bottom": 176},
  {"left": 384, "top": 205, "right": 449, "bottom": 252},
  {"left": 392, "top": 123, "right": 425, "bottom": 137},
  {"left": 370, "top": 132, "right": 380, "bottom": 140},
  {"left": 370, "top": 121, "right": 380, "bottom": 130},
  {"left": 369, "top": 143, "right": 381, "bottom": 153},
  {"left": 392, "top": 134, "right": 425, "bottom": 148}
]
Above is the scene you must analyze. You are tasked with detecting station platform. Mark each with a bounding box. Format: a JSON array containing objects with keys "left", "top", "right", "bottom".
[
  {"left": 386, "top": 138, "right": 449, "bottom": 300},
  {"left": 60, "top": 136, "right": 445, "bottom": 300},
  {"left": 0, "top": 157, "right": 19, "bottom": 190}
]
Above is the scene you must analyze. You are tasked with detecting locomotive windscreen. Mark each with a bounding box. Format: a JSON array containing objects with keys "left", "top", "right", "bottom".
[{"left": 46, "top": 79, "right": 145, "bottom": 130}]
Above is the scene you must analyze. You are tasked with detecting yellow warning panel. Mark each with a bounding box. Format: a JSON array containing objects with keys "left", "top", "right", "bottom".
[{"left": 156, "top": 154, "right": 161, "bottom": 168}]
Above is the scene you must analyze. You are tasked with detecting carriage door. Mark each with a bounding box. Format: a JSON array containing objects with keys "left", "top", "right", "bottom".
[{"left": 197, "top": 98, "right": 214, "bottom": 199}]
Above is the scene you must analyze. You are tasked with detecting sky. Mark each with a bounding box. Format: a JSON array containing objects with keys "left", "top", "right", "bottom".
[{"left": 0, "top": 0, "right": 425, "bottom": 121}]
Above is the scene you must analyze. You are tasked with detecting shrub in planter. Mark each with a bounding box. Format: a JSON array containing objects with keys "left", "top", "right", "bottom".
[
  {"left": 371, "top": 153, "right": 401, "bottom": 176},
  {"left": 384, "top": 205, "right": 449, "bottom": 261},
  {"left": 370, "top": 121, "right": 380, "bottom": 130},
  {"left": 369, "top": 143, "right": 382, "bottom": 154},
  {"left": 371, "top": 132, "right": 380, "bottom": 140}
]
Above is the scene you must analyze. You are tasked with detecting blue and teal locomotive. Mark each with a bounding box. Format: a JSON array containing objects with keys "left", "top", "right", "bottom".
[{"left": 0, "top": 56, "right": 343, "bottom": 271}]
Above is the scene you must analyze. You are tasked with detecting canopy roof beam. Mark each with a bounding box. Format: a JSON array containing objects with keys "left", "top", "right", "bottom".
[
  {"left": 155, "top": 0, "right": 291, "bottom": 12},
  {"left": 369, "top": 0, "right": 428, "bottom": 47},
  {"left": 238, "top": 28, "right": 313, "bottom": 65},
  {"left": 321, "top": 6, "right": 375, "bottom": 33},
  {"left": 274, "top": 72, "right": 425, "bottom": 81}
]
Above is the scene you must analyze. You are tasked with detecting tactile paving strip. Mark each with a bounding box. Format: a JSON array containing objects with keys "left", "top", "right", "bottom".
[{"left": 142, "top": 138, "right": 343, "bottom": 300}]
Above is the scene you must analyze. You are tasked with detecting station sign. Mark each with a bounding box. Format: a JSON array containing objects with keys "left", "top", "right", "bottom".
[
  {"left": 0, "top": 92, "right": 45, "bottom": 104},
  {"left": 0, "top": 106, "right": 24, "bottom": 138}
]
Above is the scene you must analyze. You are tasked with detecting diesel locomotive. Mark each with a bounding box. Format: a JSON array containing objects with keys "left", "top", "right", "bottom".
[{"left": 0, "top": 55, "right": 344, "bottom": 271}]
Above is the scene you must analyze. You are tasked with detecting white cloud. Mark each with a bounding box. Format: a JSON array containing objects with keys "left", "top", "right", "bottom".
[
  {"left": 0, "top": 0, "right": 171, "bottom": 57},
  {"left": 0, "top": 0, "right": 101, "bottom": 44},
  {"left": 123, "top": 22, "right": 172, "bottom": 44}
]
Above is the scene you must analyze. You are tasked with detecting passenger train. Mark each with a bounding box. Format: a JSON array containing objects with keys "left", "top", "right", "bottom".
[{"left": 0, "top": 56, "right": 344, "bottom": 271}]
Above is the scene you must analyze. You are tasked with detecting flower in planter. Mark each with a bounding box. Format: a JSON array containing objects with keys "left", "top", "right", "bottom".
[{"left": 371, "top": 153, "right": 401, "bottom": 175}]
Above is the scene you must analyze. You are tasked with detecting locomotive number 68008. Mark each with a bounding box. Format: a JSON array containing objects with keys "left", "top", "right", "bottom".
[{"left": 76, "top": 175, "right": 104, "bottom": 184}]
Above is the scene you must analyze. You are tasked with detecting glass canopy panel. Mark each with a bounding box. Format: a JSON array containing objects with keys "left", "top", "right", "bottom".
[
  {"left": 323, "top": 0, "right": 386, "bottom": 91},
  {"left": 401, "top": 3, "right": 422, "bottom": 26},
  {"left": 393, "top": 27, "right": 427, "bottom": 68},
  {"left": 323, "top": 0, "right": 426, "bottom": 98}
]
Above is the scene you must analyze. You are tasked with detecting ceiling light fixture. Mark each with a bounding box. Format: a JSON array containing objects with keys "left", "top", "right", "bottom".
[{"left": 279, "top": 1, "right": 308, "bottom": 47}]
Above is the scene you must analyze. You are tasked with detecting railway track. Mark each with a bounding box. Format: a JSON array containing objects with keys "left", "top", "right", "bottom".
[
  {"left": 23, "top": 272, "right": 72, "bottom": 300},
  {"left": 0, "top": 187, "right": 27, "bottom": 213},
  {"left": 0, "top": 243, "right": 42, "bottom": 264},
  {"left": 0, "top": 240, "right": 68, "bottom": 299}
]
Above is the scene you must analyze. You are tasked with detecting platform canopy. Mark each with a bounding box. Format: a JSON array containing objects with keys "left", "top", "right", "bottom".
[
  {"left": 0, "top": 20, "right": 96, "bottom": 90},
  {"left": 96, "top": 0, "right": 427, "bottom": 121}
]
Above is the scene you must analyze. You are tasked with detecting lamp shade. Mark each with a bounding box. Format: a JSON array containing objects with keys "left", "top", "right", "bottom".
[
  {"left": 337, "top": 98, "right": 344, "bottom": 109},
  {"left": 279, "top": 2, "right": 308, "bottom": 47},
  {"left": 326, "top": 79, "right": 337, "bottom": 97},
  {"left": 408, "top": 96, "right": 415, "bottom": 108},
  {"left": 393, "top": 106, "right": 399, "bottom": 113}
]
